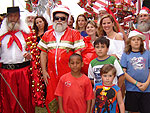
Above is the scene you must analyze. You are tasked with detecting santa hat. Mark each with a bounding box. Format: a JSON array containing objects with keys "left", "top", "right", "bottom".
[
  {"left": 51, "top": 5, "right": 71, "bottom": 23},
  {"left": 26, "top": 11, "right": 36, "bottom": 17},
  {"left": 139, "top": 7, "right": 150, "bottom": 15},
  {"left": 128, "top": 30, "right": 145, "bottom": 40},
  {"left": 98, "top": 6, "right": 107, "bottom": 12}
]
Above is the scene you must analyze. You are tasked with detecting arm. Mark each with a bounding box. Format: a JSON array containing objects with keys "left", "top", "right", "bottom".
[
  {"left": 58, "top": 96, "right": 65, "bottom": 113},
  {"left": 86, "top": 100, "right": 92, "bottom": 113},
  {"left": 40, "top": 51, "right": 50, "bottom": 86},
  {"left": 118, "top": 74, "right": 125, "bottom": 88},
  {"left": 114, "top": 59, "right": 125, "bottom": 88},
  {"left": 123, "top": 68, "right": 142, "bottom": 87},
  {"left": 90, "top": 80, "right": 94, "bottom": 86},
  {"left": 138, "top": 52, "right": 150, "bottom": 91},
  {"left": 90, "top": 90, "right": 96, "bottom": 113},
  {"left": 88, "top": 63, "right": 95, "bottom": 86},
  {"left": 117, "top": 90, "right": 125, "bottom": 113},
  {"left": 138, "top": 69, "right": 150, "bottom": 91}
]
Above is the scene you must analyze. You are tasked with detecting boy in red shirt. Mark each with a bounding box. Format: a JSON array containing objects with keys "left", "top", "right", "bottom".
[{"left": 55, "top": 53, "right": 94, "bottom": 113}]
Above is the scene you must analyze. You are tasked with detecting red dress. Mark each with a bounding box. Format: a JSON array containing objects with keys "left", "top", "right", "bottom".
[{"left": 81, "top": 36, "right": 97, "bottom": 75}]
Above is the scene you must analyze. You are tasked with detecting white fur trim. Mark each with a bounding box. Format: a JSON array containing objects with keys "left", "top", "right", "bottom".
[
  {"left": 26, "top": 11, "right": 36, "bottom": 17},
  {"left": 0, "top": 18, "right": 30, "bottom": 36},
  {"left": 51, "top": 5, "right": 71, "bottom": 23},
  {"left": 139, "top": 10, "right": 148, "bottom": 15},
  {"left": 98, "top": 8, "right": 106, "bottom": 12},
  {"left": 128, "top": 30, "right": 146, "bottom": 40},
  {"left": 98, "top": 6, "right": 106, "bottom": 12}
]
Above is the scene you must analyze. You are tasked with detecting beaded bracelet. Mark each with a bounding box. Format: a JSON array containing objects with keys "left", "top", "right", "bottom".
[{"left": 135, "top": 81, "right": 138, "bottom": 85}]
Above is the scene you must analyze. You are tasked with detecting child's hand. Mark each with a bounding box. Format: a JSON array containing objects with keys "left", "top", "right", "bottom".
[{"left": 138, "top": 82, "right": 149, "bottom": 91}]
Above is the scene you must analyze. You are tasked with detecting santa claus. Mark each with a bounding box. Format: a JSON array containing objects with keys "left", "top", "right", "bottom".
[
  {"left": 137, "top": 7, "right": 150, "bottom": 50},
  {"left": 38, "top": 5, "right": 85, "bottom": 113},
  {"left": 0, "top": 6, "right": 34, "bottom": 113},
  {"left": 25, "top": 11, "right": 36, "bottom": 30}
]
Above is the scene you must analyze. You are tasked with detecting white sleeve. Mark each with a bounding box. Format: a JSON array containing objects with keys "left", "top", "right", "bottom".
[
  {"left": 88, "top": 63, "right": 95, "bottom": 79},
  {"left": 114, "top": 59, "right": 124, "bottom": 77}
]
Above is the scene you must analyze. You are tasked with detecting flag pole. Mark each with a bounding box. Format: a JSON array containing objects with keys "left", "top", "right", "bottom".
[{"left": 12, "top": 0, "right": 14, "bottom": 7}]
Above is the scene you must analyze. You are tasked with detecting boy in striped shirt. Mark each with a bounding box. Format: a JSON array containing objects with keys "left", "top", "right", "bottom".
[{"left": 88, "top": 37, "right": 124, "bottom": 87}]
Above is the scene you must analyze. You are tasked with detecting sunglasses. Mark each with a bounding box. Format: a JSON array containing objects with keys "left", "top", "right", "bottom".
[{"left": 54, "top": 16, "right": 66, "bottom": 21}]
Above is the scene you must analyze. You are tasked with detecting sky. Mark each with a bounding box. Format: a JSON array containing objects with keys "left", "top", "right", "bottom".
[{"left": 0, "top": 0, "right": 85, "bottom": 20}]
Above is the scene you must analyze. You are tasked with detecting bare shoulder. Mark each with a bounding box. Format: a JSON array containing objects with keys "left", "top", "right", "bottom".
[{"left": 115, "top": 33, "right": 123, "bottom": 40}]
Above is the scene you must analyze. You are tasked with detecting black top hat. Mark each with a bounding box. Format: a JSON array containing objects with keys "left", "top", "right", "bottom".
[{"left": 7, "top": 6, "right": 20, "bottom": 14}]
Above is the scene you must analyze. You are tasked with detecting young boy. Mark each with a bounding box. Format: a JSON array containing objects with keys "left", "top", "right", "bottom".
[
  {"left": 55, "top": 53, "right": 94, "bottom": 113},
  {"left": 94, "top": 64, "right": 125, "bottom": 113},
  {"left": 88, "top": 37, "right": 124, "bottom": 87}
]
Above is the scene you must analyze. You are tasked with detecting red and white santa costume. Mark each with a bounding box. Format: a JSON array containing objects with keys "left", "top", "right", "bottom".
[
  {"left": 0, "top": 18, "right": 34, "bottom": 113},
  {"left": 38, "top": 5, "right": 85, "bottom": 113},
  {"left": 38, "top": 26, "right": 85, "bottom": 113},
  {"left": 143, "top": 31, "right": 150, "bottom": 50},
  {"left": 139, "top": 7, "right": 150, "bottom": 50}
]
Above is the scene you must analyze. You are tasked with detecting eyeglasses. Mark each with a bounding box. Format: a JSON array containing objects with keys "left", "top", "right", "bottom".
[{"left": 54, "top": 16, "right": 66, "bottom": 21}]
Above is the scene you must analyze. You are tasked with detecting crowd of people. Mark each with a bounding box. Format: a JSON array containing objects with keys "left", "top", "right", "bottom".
[{"left": 0, "top": 2, "right": 150, "bottom": 113}]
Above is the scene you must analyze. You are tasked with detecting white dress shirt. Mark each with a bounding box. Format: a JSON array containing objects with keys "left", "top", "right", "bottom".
[{"left": 0, "top": 31, "right": 27, "bottom": 64}]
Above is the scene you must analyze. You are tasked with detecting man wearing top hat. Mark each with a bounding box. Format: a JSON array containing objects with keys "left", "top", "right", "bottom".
[{"left": 0, "top": 6, "right": 34, "bottom": 113}]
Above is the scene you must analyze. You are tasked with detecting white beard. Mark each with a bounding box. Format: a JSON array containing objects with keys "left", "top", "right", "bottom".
[
  {"left": 53, "top": 22, "right": 68, "bottom": 32},
  {"left": 0, "top": 18, "right": 30, "bottom": 36},
  {"left": 25, "top": 18, "right": 33, "bottom": 27},
  {"left": 27, "top": 22, "right": 33, "bottom": 27},
  {"left": 137, "top": 19, "right": 150, "bottom": 32},
  {"left": 7, "top": 19, "right": 20, "bottom": 31}
]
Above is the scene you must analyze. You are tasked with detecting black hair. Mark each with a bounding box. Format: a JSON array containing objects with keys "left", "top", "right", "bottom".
[
  {"left": 71, "top": 15, "right": 75, "bottom": 23},
  {"left": 69, "top": 53, "right": 83, "bottom": 62},
  {"left": 94, "top": 36, "right": 110, "bottom": 48}
]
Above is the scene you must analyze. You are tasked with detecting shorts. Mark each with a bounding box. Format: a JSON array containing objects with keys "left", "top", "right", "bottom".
[{"left": 125, "top": 91, "right": 150, "bottom": 113}]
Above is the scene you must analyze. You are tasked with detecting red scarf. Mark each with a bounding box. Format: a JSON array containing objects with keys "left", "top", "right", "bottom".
[{"left": 0, "top": 30, "right": 22, "bottom": 51}]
